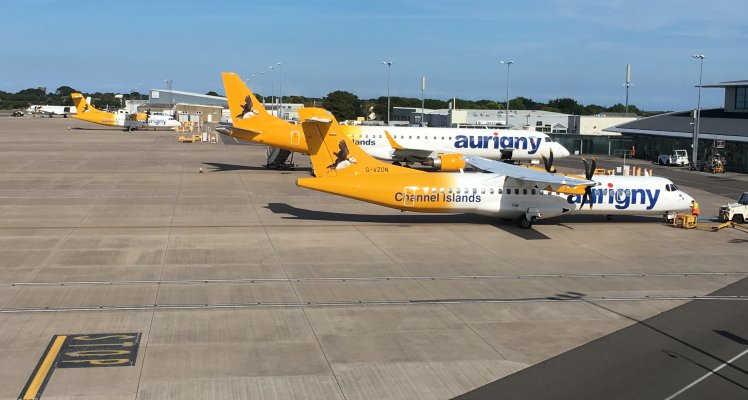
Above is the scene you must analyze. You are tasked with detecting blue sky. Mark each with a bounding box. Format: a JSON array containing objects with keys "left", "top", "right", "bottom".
[{"left": 3, "top": 0, "right": 746, "bottom": 111}]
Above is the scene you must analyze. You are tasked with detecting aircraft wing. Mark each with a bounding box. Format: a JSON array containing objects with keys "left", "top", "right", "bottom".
[
  {"left": 463, "top": 155, "right": 595, "bottom": 193},
  {"left": 383, "top": 130, "right": 439, "bottom": 161}
]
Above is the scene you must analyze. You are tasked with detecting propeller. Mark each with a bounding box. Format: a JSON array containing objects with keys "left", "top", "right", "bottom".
[
  {"left": 541, "top": 149, "right": 556, "bottom": 173},
  {"left": 581, "top": 157, "right": 596, "bottom": 209}
]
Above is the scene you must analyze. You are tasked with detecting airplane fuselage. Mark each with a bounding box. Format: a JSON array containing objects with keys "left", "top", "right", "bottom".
[
  {"left": 298, "top": 173, "right": 693, "bottom": 220},
  {"left": 350, "top": 126, "right": 568, "bottom": 163}
]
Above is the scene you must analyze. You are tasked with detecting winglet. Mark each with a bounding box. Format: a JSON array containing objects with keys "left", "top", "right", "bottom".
[{"left": 384, "top": 130, "right": 405, "bottom": 150}]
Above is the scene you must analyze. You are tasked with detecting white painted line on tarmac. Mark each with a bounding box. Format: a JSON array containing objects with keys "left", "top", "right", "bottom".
[{"left": 664, "top": 348, "right": 748, "bottom": 400}]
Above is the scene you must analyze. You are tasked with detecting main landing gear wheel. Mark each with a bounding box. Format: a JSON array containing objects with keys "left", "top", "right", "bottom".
[{"left": 516, "top": 215, "right": 533, "bottom": 229}]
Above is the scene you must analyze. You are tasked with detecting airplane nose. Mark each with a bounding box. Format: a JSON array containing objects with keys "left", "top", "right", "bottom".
[{"left": 555, "top": 143, "right": 570, "bottom": 157}]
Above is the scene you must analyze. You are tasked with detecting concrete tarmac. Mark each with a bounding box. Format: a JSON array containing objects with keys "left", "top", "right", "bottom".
[{"left": 0, "top": 117, "right": 746, "bottom": 399}]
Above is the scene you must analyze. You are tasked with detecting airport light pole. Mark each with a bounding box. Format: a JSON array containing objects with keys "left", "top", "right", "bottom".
[
  {"left": 623, "top": 64, "right": 632, "bottom": 116},
  {"left": 692, "top": 54, "right": 705, "bottom": 170},
  {"left": 278, "top": 62, "right": 283, "bottom": 120},
  {"left": 382, "top": 61, "right": 393, "bottom": 125},
  {"left": 259, "top": 71, "right": 265, "bottom": 107},
  {"left": 268, "top": 65, "right": 275, "bottom": 116},
  {"left": 164, "top": 79, "right": 173, "bottom": 109},
  {"left": 421, "top": 76, "right": 426, "bottom": 127},
  {"left": 500, "top": 60, "right": 513, "bottom": 127}
]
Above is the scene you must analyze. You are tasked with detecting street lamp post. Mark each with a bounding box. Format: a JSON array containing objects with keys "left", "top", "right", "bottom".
[
  {"left": 268, "top": 65, "right": 275, "bottom": 116},
  {"left": 499, "top": 60, "right": 513, "bottom": 127},
  {"left": 421, "top": 76, "right": 426, "bottom": 127},
  {"left": 382, "top": 61, "right": 393, "bottom": 125},
  {"left": 164, "top": 79, "right": 173, "bottom": 109},
  {"left": 259, "top": 71, "right": 265, "bottom": 107},
  {"left": 278, "top": 62, "right": 283, "bottom": 120},
  {"left": 692, "top": 54, "right": 705, "bottom": 170}
]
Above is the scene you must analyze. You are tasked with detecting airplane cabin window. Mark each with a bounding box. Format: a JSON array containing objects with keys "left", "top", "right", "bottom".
[
  {"left": 481, "top": 188, "right": 485, "bottom": 194},
  {"left": 431, "top": 188, "right": 437, "bottom": 193},
  {"left": 515, "top": 189, "right": 520, "bottom": 195},
  {"left": 531, "top": 189, "right": 536, "bottom": 195},
  {"left": 489, "top": 188, "right": 494, "bottom": 194},
  {"left": 448, "top": 188, "right": 453, "bottom": 194},
  {"left": 473, "top": 188, "right": 478, "bottom": 194},
  {"left": 456, "top": 188, "right": 461, "bottom": 194},
  {"left": 498, "top": 188, "right": 502, "bottom": 194}
]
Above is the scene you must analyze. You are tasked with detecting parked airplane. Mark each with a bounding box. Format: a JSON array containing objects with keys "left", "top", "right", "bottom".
[
  {"left": 221, "top": 72, "right": 570, "bottom": 171},
  {"left": 26, "top": 104, "right": 77, "bottom": 117},
  {"left": 70, "top": 93, "right": 180, "bottom": 131},
  {"left": 288, "top": 107, "right": 694, "bottom": 228}
]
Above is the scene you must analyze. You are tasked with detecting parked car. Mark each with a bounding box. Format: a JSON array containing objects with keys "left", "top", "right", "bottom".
[{"left": 11, "top": 111, "right": 24, "bottom": 117}]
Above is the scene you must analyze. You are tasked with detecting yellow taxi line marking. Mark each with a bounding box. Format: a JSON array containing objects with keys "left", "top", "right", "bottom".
[{"left": 21, "top": 335, "right": 67, "bottom": 400}]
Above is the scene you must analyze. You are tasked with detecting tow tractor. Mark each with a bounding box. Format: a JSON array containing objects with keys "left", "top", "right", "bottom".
[{"left": 719, "top": 192, "right": 748, "bottom": 224}]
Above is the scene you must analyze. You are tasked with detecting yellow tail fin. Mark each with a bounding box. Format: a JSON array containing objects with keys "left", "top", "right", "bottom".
[
  {"left": 71, "top": 93, "right": 104, "bottom": 115},
  {"left": 221, "top": 72, "right": 308, "bottom": 153},
  {"left": 299, "top": 108, "right": 415, "bottom": 177}
]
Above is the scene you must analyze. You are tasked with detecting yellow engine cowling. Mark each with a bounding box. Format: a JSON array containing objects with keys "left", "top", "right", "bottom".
[{"left": 423, "top": 154, "right": 466, "bottom": 171}]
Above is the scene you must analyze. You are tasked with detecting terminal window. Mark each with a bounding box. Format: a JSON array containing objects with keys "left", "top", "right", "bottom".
[{"left": 736, "top": 87, "right": 747, "bottom": 110}]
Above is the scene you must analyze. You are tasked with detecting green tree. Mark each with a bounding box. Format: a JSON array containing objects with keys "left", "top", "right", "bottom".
[
  {"left": 55, "top": 86, "right": 77, "bottom": 97},
  {"left": 323, "top": 91, "right": 363, "bottom": 121},
  {"left": 548, "top": 98, "right": 585, "bottom": 115}
]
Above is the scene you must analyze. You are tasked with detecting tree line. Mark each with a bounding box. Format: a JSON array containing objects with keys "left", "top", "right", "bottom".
[
  {"left": 0, "top": 86, "right": 147, "bottom": 110},
  {"left": 1, "top": 86, "right": 643, "bottom": 121}
]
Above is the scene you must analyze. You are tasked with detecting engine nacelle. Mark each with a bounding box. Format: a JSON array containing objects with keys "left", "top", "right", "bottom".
[{"left": 422, "top": 154, "right": 466, "bottom": 171}]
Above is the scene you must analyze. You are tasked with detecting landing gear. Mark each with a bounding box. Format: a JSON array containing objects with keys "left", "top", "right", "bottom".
[{"left": 516, "top": 215, "right": 533, "bottom": 229}]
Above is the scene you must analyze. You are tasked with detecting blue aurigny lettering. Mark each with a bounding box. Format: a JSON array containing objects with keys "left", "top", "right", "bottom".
[{"left": 454, "top": 133, "right": 541, "bottom": 155}]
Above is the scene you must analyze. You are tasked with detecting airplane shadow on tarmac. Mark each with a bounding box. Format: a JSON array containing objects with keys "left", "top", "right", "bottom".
[
  {"left": 203, "top": 162, "right": 312, "bottom": 173},
  {"left": 266, "top": 203, "right": 665, "bottom": 240},
  {"left": 265, "top": 203, "right": 554, "bottom": 240}
]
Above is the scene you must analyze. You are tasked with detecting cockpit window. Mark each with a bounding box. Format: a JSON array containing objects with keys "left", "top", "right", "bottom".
[
  {"left": 544, "top": 137, "right": 552, "bottom": 142},
  {"left": 665, "top": 184, "right": 678, "bottom": 192},
  {"left": 671, "top": 184, "right": 678, "bottom": 191}
]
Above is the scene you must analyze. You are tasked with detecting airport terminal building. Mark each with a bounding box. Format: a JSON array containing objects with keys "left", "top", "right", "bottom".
[{"left": 607, "top": 80, "right": 748, "bottom": 173}]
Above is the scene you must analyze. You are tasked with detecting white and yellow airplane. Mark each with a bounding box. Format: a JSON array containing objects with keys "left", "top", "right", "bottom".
[
  {"left": 221, "top": 72, "right": 570, "bottom": 171},
  {"left": 286, "top": 107, "right": 695, "bottom": 228},
  {"left": 70, "top": 93, "right": 180, "bottom": 131}
]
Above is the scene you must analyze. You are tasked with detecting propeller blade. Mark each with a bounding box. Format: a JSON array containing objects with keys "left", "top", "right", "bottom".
[
  {"left": 548, "top": 149, "right": 554, "bottom": 171},
  {"left": 542, "top": 155, "right": 550, "bottom": 172},
  {"left": 582, "top": 158, "right": 589, "bottom": 178},
  {"left": 583, "top": 187, "right": 594, "bottom": 209},
  {"left": 588, "top": 157, "right": 597, "bottom": 180}
]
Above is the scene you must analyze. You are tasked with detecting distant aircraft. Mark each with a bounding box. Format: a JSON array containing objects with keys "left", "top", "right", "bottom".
[
  {"left": 221, "top": 72, "right": 570, "bottom": 171},
  {"left": 25, "top": 104, "right": 77, "bottom": 118},
  {"left": 70, "top": 93, "right": 180, "bottom": 131},
  {"left": 291, "top": 107, "right": 694, "bottom": 228}
]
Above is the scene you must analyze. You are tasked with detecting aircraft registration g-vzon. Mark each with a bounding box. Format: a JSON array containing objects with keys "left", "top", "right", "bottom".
[
  {"left": 222, "top": 72, "right": 695, "bottom": 228},
  {"left": 221, "top": 72, "right": 570, "bottom": 171},
  {"left": 69, "top": 93, "right": 180, "bottom": 131}
]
